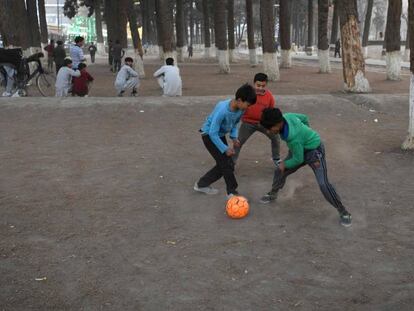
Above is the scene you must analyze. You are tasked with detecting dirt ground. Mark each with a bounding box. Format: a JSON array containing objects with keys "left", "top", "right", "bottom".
[
  {"left": 1, "top": 92, "right": 414, "bottom": 310},
  {"left": 84, "top": 54, "right": 411, "bottom": 97}
]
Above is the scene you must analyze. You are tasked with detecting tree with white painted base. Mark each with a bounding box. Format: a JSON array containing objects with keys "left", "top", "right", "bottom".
[
  {"left": 338, "top": 0, "right": 371, "bottom": 93},
  {"left": 280, "top": 0, "right": 292, "bottom": 68},
  {"left": 214, "top": 0, "right": 230, "bottom": 73},
  {"left": 402, "top": 0, "right": 414, "bottom": 150},
  {"left": 318, "top": 0, "right": 330, "bottom": 73},
  {"left": 385, "top": 0, "right": 402, "bottom": 81},
  {"left": 260, "top": 0, "right": 280, "bottom": 81},
  {"left": 246, "top": 0, "right": 257, "bottom": 66}
]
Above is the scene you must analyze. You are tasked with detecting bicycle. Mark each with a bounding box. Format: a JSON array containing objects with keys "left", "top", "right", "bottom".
[{"left": 0, "top": 52, "right": 55, "bottom": 97}]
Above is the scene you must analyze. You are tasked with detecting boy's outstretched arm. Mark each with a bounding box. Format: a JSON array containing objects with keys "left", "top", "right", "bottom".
[
  {"left": 284, "top": 142, "right": 305, "bottom": 169},
  {"left": 208, "top": 113, "right": 229, "bottom": 154}
]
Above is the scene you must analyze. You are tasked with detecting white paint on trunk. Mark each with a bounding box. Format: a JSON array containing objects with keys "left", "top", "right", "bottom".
[
  {"left": 363, "top": 46, "right": 368, "bottom": 59},
  {"left": 204, "top": 46, "right": 211, "bottom": 58},
  {"left": 386, "top": 51, "right": 401, "bottom": 81},
  {"left": 318, "top": 49, "right": 331, "bottom": 73},
  {"left": 229, "top": 49, "right": 236, "bottom": 63},
  {"left": 133, "top": 50, "right": 145, "bottom": 78},
  {"left": 97, "top": 42, "right": 106, "bottom": 55},
  {"left": 177, "top": 47, "right": 185, "bottom": 63},
  {"left": 249, "top": 49, "right": 258, "bottom": 66},
  {"left": 217, "top": 49, "right": 230, "bottom": 74},
  {"left": 262, "top": 52, "right": 280, "bottom": 81},
  {"left": 402, "top": 73, "right": 414, "bottom": 150},
  {"left": 344, "top": 70, "right": 371, "bottom": 93},
  {"left": 280, "top": 50, "right": 292, "bottom": 68},
  {"left": 404, "top": 49, "right": 410, "bottom": 62}
]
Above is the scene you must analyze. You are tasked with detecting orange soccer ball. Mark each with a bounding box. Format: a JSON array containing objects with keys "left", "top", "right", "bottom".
[{"left": 226, "top": 196, "right": 249, "bottom": 219}]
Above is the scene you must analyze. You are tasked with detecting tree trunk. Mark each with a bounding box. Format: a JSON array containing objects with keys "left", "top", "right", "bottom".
[
  {"left": 260, "top": 0, "right": 280, "bottom": 81},
  {"left": 306, "top": 0, "right": 314, "bottom": 54},
  {"left": 405, "top": 25, "right": 410, "bottom": 61},
  {"left": 202, "top": 0, "right": 211, "bottom": 57},
  {"left": 0, "top": 0, "right": 30, "bottom": 49},
  {"left": 156, "top": 0, "right": 175, "bottom": 61},
  {"left": 318, "top": 0, "right": 330, "bottom": 73},
  {"left": 94, "top": 0, "right": 105, "bottom": 55},
  {"left": 104, "top": 0, "right": 128, "bottom": 48},
  {"left": 338, "top": 0, "right": 370, "bottom": 92},
  {"left": 38, "top": 0, "right": 48, "bottom": 46},
  {"left": 154, "top": 0, "right": 164, "bottom": 58},
  {"left": 26, "top": 0, "right": 41, "bottom": 50},
  {"left": 189, "top": 1, "right": 195, "bottom": 46},
  {"left": 402, "top": 0, "right": 414, "bottom": 149},
  {"left": 127, "top": 0, "right": 145, "bottom": 77},
  {"left": 227, "top": 0, "right": 236, "bottom": 62},
  {"left": 214, "top": 0, "right": 230, "bottom": 73},
  {"left": 362, "top": 0, "right": 374, "bottom": 58},
  {"left": 330, "top": 0, "right": 339, "bottom": 45},
  {"left": 176, "top": 0, "right": 186, "bottom": 62},
  {"left": 385, "top": 0, "right": 402, "bottom": 81},
  {"left": 246, "top": 0, "right": 257, "bottom": 66},
  {"left": 280, "top": 0, "right": 292, "bottom": 68}
]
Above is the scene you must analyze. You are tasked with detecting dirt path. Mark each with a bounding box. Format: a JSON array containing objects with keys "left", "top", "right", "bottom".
[{"left": 1, "top": 94, "right": 413, "bottom": 310}]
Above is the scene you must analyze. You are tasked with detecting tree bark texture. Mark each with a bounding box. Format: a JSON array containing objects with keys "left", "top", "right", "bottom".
[{"left": 338, "top": 0, "right": 371, "bottom": 92}]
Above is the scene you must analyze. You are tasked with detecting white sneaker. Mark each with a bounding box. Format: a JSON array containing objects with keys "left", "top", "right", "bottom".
[
  {"left": 2, "top": 91, "right": 12, "bottom": 97},
  {"left": 194, "top": 182, "right": 219, "bottom": 195}
]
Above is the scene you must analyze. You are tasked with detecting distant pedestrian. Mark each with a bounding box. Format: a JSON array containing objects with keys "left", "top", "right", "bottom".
[
  {"left": 70, "top": 36, "right": 86, "bottom": 69},
  {"left": 114, "top": 57, "right": 139, "bottom": 97},
  {"left": 153, "top": 57, "right": 182, "bottom": 97},
  {"left": 53, "top": 40, "right": 66, "bottom": 74},
  {"left": 334, "top": 39, "right": 341, "bottom": 58},
  {"left": 108, "top": 39, "right": 113, "bottom": 69},
  {"left": 188, "top": 45, "right": 193, "bottom": 58},
  {"left": 72, "top": 63, "right": 94, "bottom": 97},
  {"left": 44, "top": 40, "right": 55, "bottom": 71},
  {"left": 55, "top": 58, "right": 81, "bottom": 97},
  {"left": 111, "top": 40, "right": 125, "bottom": 73},
  {"left": 88, "top": 42, "right": 97, "bottom": 63}
]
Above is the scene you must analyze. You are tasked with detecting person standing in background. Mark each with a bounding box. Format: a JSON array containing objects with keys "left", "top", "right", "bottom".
[{"left": 53, "top": 40, "right": 66, "bottom": 74}]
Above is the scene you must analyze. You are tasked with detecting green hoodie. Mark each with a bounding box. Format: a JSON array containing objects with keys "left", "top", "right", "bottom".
[{"left": 282, "top": 113, "right": 321, "bottom": 169}]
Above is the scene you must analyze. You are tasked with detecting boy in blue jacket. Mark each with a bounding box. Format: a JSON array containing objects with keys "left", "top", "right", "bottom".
[{"left": 194, "top": 84, "right": 257, "bottom": 197}]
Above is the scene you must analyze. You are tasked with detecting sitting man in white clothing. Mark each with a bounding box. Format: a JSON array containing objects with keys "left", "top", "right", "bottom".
[
  {"left": 55, "top": 58, "right": 81, "bottom": 97},
  {"left": 114, "top": 57, "right": 139, "bottom": 97},
  {"left": 153, "top": 57, "right": 182, "bottom": 97}
]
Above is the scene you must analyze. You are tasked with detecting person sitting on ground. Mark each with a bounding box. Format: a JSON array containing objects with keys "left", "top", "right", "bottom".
[
  {"left": 72, "top": 63, "right": 94, "bottom": 97},
  {"left": 70, "top": 36, "right": 86, "bottom": 70},
  {"left": 153, "top": 57, "right": 182, "bottom": 97},
  {"left": 114, "top": 57, "right": 139, "bottom": 97},
  {"left": 53, "top": 40, "right": 66, "bottom": 74},
  {"left": 55, "top": 58, "right": 81, "bottom": 97}
]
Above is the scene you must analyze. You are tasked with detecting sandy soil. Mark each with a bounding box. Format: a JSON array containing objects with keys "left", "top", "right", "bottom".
[{"left": 1, "top": 93, "right": 413, "bottom": 310}]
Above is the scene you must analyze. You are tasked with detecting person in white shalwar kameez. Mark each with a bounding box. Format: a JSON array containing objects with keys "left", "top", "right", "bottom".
[
  {"left": 114, "top": 57, "right": 139, "bottom": 97},
  {"left": 55, "top": 59, "right": 81, "bottom": 97},
  {"left": 153, "top": 58, "right": 182, "bottom": 97}
]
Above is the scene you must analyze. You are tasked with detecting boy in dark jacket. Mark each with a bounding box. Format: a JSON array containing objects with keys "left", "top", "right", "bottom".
[
  {"left": 53, "top": 40, "right": 66, "bottom": 74},
  {"left": 260, "top": 108, "right": 352, "bottom": 227}
]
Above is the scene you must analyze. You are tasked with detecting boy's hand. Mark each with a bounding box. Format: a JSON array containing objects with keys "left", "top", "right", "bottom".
[
  {"left": 232, "top": 139, "right": 241, "bottom": 148},
  {"left": 226, "top": 148, "right": 235, "bottom": 157}
]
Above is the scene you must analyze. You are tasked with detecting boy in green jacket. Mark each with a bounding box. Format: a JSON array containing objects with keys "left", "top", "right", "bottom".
[{"left": 259, "top": 108, "right": 352, "bottom": 227}]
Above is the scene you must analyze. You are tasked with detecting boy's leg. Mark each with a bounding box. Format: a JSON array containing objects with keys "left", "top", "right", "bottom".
[
  {"left": 157, "top": 77, "right": 164, "bottom": 90},
  {"left": 306, "top": 144, "right": 351, "bottom": 225},
  {"left": 258, "top": 125, "right": 281, "bottom": 164},
  {"left": 233, "top": 122, "right": 257, "bottom": 164},
  {"left": 198, "top": 135, "right": 238, "bottom": 195}
]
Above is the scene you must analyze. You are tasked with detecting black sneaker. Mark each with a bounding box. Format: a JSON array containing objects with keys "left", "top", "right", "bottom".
[
  {"left": 340, "top": 213, "right": 352, "bottom": 227},
  {"left": 260, "top": 192, "right": 277, "bottom": 204}
]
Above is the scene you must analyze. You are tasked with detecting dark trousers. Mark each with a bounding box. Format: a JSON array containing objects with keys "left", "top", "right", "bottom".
[
  {"left": 334, "top": 50, "right": 341, "bottom": 58},
  {"left": 113, "top": 59, "right": 121, "bottom": 72},
  {"left": 109, "top": 54, "right": 113, "bottom": 66},
  {"left": 271, "top": 143, "right": 347, "bottom": 215},
  {"left": 90, "top": 53, "right": 95, "bottom": 63},
  {"left": 198, "top": 135, "right": 238, "bottom": 195}
]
